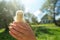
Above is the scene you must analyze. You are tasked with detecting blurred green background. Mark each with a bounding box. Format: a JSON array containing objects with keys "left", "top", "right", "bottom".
[
  {"left": 0, "top": 0, "right": 60, "bottom": 40},
  {"left": 0, "top": 24, "right": 60, "bottom": 40}
]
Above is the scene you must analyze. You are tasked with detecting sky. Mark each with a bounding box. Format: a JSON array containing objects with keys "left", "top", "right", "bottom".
[
  {"left": 55, "top": 14, "right": 60, "bottom": 20},
  {"left": 5, "top": 0, "right": 46, "bottom": 22},
  {"left": 21, "top": 0, "right": 46, "bottom": 13},
  {"left": 21, "top": 0, "right": 46, "bottom": 22},
  {"left": 2, "top": 0, "right": 60, "bottom": 22}
]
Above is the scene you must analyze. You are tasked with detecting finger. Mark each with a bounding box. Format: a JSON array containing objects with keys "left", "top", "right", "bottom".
[
  {"left": 9, "top": 23, "right": 16, "bottom": 26},
  {"left": 12, "top": 22, "right": 30, "bottom": 29},
  {"left": 9, "top": 23, "right": 27, "bottom": 30},
  {"left": 17, "top": 22, "right": 30, "bottom": 30},
  {"left": 13, "top": 22, "right": 28, "bottom": 28},
  {"left": 14, "top": 22, "right": 32, "bottom": 32},
  {"left": 20, "top": 23, "right": 32, "bottom": 31},
  {"left": 9, "top": 27, "right": 24, "bottom": 38},
  {"left": 13, "top": 21, "right": 21, "bottom": 24},
  {"left": 9, "top": 23, "right": 29, "bottom": 35},
  {"left": 9, "top": 31, "right": 18, "bottom": 39},
  {"left": 9, "top": 25, "right": 29, "bottom": 36},
  {"left": 9, "top": 31, "right": 23, "bottom": 40},
  {"left": 9, "top": 25, "right": 25, "bottom": 34},
  {"left": 9, "top": 22, "right": 31, "bottom": 32},
  {"left": 24, "top": 23, "right": 31, "bottom": 29},
  {"left": 9, "top": 25, "right": 31, "bottom": 37},
  {"left": 25, "top": 23, "right": 33, "bottom": 31},
  {"left": 11, "top": 25, "right": 29, "bottom": 35}
]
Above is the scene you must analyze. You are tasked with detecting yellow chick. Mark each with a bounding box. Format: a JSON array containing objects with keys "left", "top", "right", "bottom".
[{"left": 14, "top": 10, "right": 26, "bottom": 22}]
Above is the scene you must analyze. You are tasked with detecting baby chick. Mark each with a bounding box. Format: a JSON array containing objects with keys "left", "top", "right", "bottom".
[{"left": 14, "top": 10, "right": 26, "bottom": 22}]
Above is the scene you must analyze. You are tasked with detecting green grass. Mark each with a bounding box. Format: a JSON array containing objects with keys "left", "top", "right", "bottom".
[
  {"left": 0, "top": 30, "right": 16, "bottom": 40},
  {"left": 0, "top": 23, "right": 60, "bottom": 40},
  {"left": 0, "top": 28, "right": 5, "bottom": 33},
  {"left": 31, "top": 23, "right": 60, "bottom": 40}
]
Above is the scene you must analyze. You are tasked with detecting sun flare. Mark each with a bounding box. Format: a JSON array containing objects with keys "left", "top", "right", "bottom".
[{"left": 22, "top": 0, "right": 34, "bottom": 5}]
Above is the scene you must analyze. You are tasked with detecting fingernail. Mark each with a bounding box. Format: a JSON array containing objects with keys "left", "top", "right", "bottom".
[{"left": 9, "top": 26, "right": 12, "bottom": 29}]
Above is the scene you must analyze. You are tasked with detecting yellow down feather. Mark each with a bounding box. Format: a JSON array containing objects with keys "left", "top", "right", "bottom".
[{"left": 14, "top": 10, "right": 25, "bottom": 22}]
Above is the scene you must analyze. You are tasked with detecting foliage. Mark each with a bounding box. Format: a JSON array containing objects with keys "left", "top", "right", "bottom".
[
  {"left": 32, "top": 24, "right": 60, "bottom": 40},
  {"left": 0, "top": 0, "right": 24, "bottom": 29},
  {"left": 39, "top": 0, "right": 58, "bottom": 24},
  {"left": 40, "top": 0, "right": 57, "bottom": 16},
  {"left": 0, "top": 24, "right": 60, "bottom": 40},
  {"left": 24, "top": 12, "right": 38, "bottom": 23},
  {"left": 0, "top": 30, "right": 16, "bottom": 40}
]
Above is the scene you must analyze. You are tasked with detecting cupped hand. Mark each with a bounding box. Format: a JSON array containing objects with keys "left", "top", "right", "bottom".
[{"left": 9, "top": 22, "right": 36, "bottom": 40}]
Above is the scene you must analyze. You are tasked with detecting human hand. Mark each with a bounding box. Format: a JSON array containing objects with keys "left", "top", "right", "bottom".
[{"left": 9, "top": 22, "right": 36, "bottom": 40}]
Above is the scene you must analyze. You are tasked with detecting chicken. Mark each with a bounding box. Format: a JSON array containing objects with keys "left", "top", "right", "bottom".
[{"left": 14, "top": 10, "right": 26, "bottom": 22}]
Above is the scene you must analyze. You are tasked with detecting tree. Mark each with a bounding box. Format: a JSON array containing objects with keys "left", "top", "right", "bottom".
[
  {"left": 40, "top": 0, "right": 57, "bottom": 16},
  {"left": 31, "top": 15, "right": 38, "bottom": 24},
  {"left": 40, "top": 0, "right": 58, "bottom": 24},
  {"left": 0, "top": 0, "right": 25, "bottom": 31},
  {"left": 24, "top": 12, "right": 33, "bottom": 23},
  {"left": 24, "top": 12, "right": 38, "bottom": 24}
]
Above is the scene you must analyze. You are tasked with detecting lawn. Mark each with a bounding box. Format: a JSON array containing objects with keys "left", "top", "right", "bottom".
[{"left": 0, "top": 23, "right": 60, "bottom": 40}]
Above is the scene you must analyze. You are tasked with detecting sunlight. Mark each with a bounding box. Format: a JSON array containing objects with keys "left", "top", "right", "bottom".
[
  {"left": 21, "top": 0, "right": 35, "bottom": 13},
  {"left": 21, "top": 0, "right": 46, "bottom": 22},
  {"left": 21, "top": 0, "right": 46, "bottom": 13},
  {"left": 34, "top": 10, "right": 42, "bottom": 16},
  {"left": 22, "top": 0, "right": 34, "bottom": 5},
  {"left": 56, "top": 15, "right": 60, "bottom": 20},
  {"left": 5, "top": 0, "right": 10, "bottom": 2},
  {"left": 0, "top": 0, "right": 2, "bottom": 2},
  {"left": 24, "top": 7, "right": 30, "bottom": 13}
]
